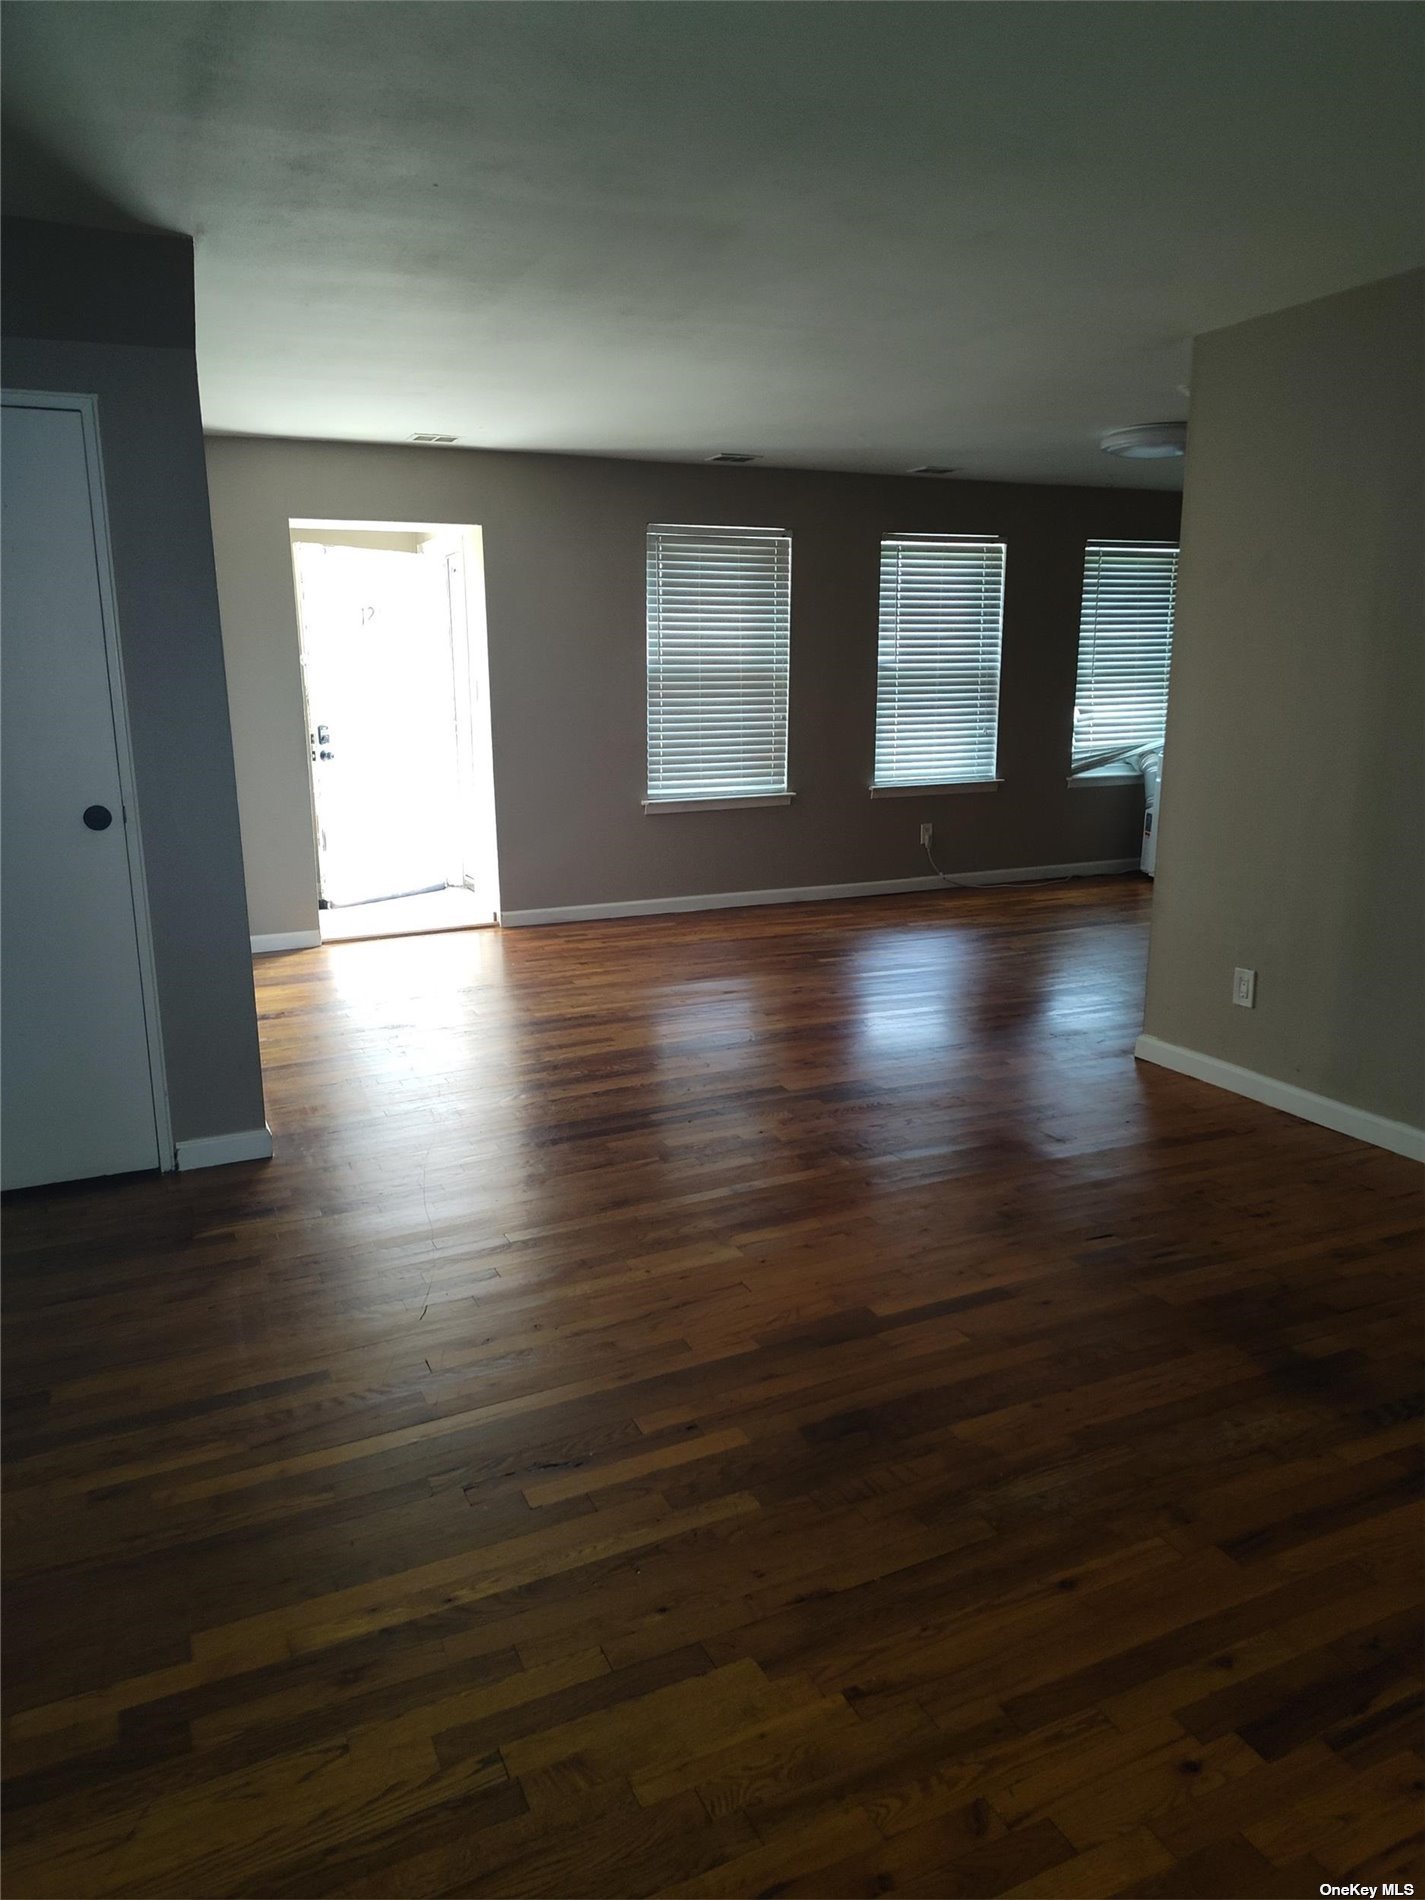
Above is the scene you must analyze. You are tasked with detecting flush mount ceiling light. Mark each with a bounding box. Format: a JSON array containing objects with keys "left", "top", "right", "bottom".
[
  {"left": 1099, "top": 422, "right": 1187, "bottom": 460},
  {"left": 909, "top": 464, "right": 957, "bottom": 477},
  {"left": 410, "top": 432, "right": 458, "bottom": 444},
  {"left": 707, "top": 451, "right": 759, "bottom": 465}
]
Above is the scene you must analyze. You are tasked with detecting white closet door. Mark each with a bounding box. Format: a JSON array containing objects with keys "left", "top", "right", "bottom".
[{"left": 2, "top": 398, "right": 164, "bottom": 1188}]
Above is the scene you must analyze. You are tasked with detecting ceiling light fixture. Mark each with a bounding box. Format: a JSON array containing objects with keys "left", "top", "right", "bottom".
[
  {"left": 410, "top": 432, "right": 458, "bottom": 445},
  {"left": 707, "top": 452, "right": 759, "bottom": 465},
  {"left": 909, "top": 464, "right": 957, "bottom": 477},
  {"left": 1099, "top": 423, "right": 1187, "bottom": 460}
]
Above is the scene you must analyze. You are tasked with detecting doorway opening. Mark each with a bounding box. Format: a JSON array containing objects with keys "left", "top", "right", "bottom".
[{"left": 289, "top": 521, "right": 499, "bottom": 942}]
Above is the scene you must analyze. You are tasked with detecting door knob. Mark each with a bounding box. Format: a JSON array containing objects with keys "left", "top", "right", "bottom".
[{"left": 83, "top": 805, "right": 113, "bottom": 831}]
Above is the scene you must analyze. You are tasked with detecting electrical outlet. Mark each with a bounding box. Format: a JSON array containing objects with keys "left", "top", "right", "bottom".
[
  {"left": 1233, "top": 967, "right": 1257, "bottom": 1009},
  {"left": 919, "top": 823, "right": 933, "bottom": 846}
]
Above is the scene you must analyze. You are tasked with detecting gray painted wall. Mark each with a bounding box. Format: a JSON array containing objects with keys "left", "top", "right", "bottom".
[
  {"left": 205, "top": 437, "right": 1181, "bottom": 933},
  {"left": 3, "top": 220, "right": 266, "bottom": 1146},
  {"left": 1144, "top": 269, "right": 1424, "bottom": 1132}
]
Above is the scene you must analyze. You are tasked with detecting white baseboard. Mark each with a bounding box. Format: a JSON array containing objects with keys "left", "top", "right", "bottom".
[
  {"left": 175, "top": 1124, "right": 275, "bottom": 1170},
  {"left": 1134, "top": 1035, "right": 1425, "bottom": 1162},
  {"left": 251, "top": 930, "right": 321, "bottom": 954},
  {"left": 501, "top": 860, "right": 1139, "bottom": 927}
]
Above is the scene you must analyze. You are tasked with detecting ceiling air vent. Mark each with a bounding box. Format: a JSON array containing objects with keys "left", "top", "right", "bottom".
[
  {"left": 410, "top": 432, "right": 459, "bottom": 445},
  {"left": 707, "top": 452, "right": 759, "bottom": 465},
  {"left": 909, "top": 465, "right": 957, "bottom": 477}
]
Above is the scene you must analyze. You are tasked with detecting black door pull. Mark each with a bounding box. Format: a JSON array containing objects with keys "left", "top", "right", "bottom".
[{"left": 83, "top": 805, "right": 113, "bottom": 831}]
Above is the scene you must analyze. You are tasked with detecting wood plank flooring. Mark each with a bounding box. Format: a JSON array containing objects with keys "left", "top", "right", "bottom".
[{"left": 3, "top": 877, "right": 1422, "bottom": 1898}]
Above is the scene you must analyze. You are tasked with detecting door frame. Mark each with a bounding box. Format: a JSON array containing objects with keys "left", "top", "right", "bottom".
[
  {"left": 288, "top": 523, "right": 499, "bottom": 919},
  {"left": 3, "top": 390, "right": 174, "bottom": 1171}
]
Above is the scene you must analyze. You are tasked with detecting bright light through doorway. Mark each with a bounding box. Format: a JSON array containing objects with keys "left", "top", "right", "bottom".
[{"left": 289, "top": 521, "right": 499, "bottom": 941}]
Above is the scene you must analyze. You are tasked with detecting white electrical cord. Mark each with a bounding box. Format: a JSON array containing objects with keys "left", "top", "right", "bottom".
[{"left": 923, "top": 835, "right": 977, "bottom": 890}]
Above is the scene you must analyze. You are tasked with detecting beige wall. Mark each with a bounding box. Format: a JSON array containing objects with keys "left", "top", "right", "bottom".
[
  {"left": 1143, "top": 269, "right": 1424, "bottom": 1133},
  {"left": 205, "top": 437, "right": 1180, "bottom": 934}
]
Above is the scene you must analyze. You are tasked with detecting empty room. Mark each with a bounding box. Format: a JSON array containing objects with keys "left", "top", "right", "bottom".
[{"left": 1, "top": 4, "right": 1422, "bottom": 1898}]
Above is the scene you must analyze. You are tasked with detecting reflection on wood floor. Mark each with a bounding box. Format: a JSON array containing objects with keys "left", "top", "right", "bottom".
[{"left": 3, "top": 877, "right": 1421, "bottom": 1898}]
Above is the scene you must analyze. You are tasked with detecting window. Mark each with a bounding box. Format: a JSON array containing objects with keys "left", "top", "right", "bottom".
[
  {"left": 645, "top": 523, "right": 791, "bottom": 807},
  {"left": 872, "top": 535, "right": 1005, "bottom": 790},
  {"left": 1072, "top": 540, "right": 1179, "bottom": 771}
]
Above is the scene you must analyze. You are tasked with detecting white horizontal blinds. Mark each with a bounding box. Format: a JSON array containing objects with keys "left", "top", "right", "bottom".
[
  {"left": 873, "top": 535, "right": 1005, "bottom": 787},
  {"left": 646, "top": 524, "right": 791, "bottom": 801},
  {"left": 1072, "top": 540, "right": 1180, "bottom": 767}
]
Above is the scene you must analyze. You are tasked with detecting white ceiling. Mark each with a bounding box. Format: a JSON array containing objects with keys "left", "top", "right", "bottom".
[{"left": 3, "top": 2, "right": 1421, "bottom": 488}]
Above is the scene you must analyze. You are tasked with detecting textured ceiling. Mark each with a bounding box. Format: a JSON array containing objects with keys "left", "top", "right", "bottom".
[{"left": 3, "top": 1, "right": 1421, "bottom": 486}]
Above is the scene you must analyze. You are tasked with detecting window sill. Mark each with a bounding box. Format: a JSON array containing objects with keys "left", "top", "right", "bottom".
[
  {"left": 870, "top": 780, "right": 1002, "bottom": 798},
  {"left": 1067, "top": 766, "right": 1144, "bottom": 787},
  {"left": 643, "top": 793, "right": 794, "bottom": 813}
]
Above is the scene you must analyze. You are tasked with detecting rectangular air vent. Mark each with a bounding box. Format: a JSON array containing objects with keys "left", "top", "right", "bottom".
[
  {"left": 410, "top": 433, "right": 458, "bottom": 445},
  {"left": 707, "top": 452, "right": 759, "bottom": 465}
]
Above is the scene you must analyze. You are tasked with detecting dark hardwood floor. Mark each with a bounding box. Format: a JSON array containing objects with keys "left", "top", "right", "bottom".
[{"left": 3, "top": 876, "right": 1422, "bottom": 1898}]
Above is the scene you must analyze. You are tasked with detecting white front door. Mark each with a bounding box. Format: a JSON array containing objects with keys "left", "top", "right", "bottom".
[
  {"left": 1, "top": 398, "right": 164, "bottom": 1189},
  {"left": 294, "top": 544, "right": 464, "bottom": 909}
]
